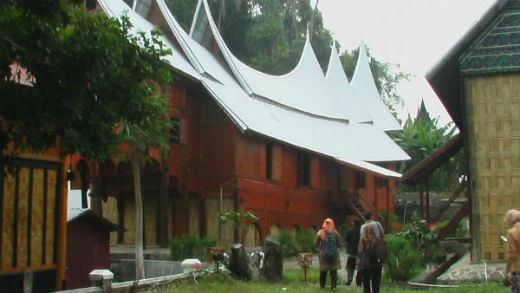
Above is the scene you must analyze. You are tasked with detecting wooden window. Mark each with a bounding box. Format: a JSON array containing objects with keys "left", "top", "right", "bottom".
[
  {"left": 170, "top": 118, "right": 179, "bottom": 143},
  {"left": 298, "top": 153, "right": 311, "bottom": 186},
  {"left": 355, "top": 170, "right": 365, "bottom": 189},
  {"left": 265, "top": 143, "right": 273, "bottom": 180}
]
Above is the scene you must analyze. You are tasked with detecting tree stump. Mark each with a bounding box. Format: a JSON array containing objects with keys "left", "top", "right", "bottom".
[
  {"left": 230, "top": 244, "right": 251, "bottom": 280},
  {"left": 263, "top": 237, "right": 282, "bottom": 281}
]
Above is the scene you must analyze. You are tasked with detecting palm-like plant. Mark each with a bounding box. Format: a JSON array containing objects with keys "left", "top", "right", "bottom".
[{"left": 392, "top": 103, "right": 461, "bottom": 191}]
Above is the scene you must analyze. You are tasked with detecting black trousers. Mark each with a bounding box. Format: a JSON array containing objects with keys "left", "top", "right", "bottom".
[
  {"left": 319, "top": 270, "right": 337, "bottom": 289},
  {"left": 346, "top": 256, "right": 362, "bottom": 285},
  {"left": 361, "top": 266, "right": 382, "bottom": 293}
]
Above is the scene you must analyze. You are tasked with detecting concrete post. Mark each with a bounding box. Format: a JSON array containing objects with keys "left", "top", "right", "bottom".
[{"left": 89, "top": 269, "right": 114, "bottom": 293}]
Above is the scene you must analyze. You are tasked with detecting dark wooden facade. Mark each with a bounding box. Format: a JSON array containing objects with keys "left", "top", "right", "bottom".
[{"left": 71, "top": 76, "right": 397, "bottom": 247}]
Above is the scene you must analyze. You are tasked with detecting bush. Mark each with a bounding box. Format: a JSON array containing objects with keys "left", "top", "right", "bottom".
[
  {"left": 169, "top": 234, "right": 217, "bottom": 261},
  {"left": 396, "top": 219, "right": 438, "bottom": 263},
  {"left": 384, "top": 235, "right": 423, "bottom": 282},
  {"left": 275, "top": 228, "right": 317, "bottom": 257}
]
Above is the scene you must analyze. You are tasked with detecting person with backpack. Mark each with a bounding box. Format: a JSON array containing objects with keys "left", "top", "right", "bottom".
[
  {"left": 358, "top": 222, "right": 386, "bottom": 293},
  {"left": 314, "top": 218, "right": 342, "bottom": 291}
]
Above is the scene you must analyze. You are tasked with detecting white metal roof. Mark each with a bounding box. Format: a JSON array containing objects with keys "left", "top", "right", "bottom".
[
  {"left": 350, "top": 43, "right": 403, "bottom": 131},
  {"left": 98, "top": 0, "right": 200, "bottom": 80},
  {"left": 191, "top": 0, "right": 356, "bottom": 121},
  {"left": 325, "top": 44, "right": 373, "bottom": 124},
  {"left": 98, "top": 0, "right": 410, "bottom": 178}
]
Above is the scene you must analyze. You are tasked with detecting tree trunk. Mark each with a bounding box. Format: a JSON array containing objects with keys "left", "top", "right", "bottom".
[
  {"left": 90, "top": 159, "right": 102, "bottom": 215},
  {"left": 131, "top": 144, "right": 145, "bottom": 280},
  {"left": 159, "top": 152, "right": 170, "bottom": 247}
]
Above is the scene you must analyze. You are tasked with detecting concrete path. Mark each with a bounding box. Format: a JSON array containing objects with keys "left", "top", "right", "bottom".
[{"left": 437, "top": 253, "right": 506, "bottom": 283}]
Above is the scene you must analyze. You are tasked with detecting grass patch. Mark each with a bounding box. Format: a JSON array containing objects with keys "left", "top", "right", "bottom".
[{"left": 159, "top": 270, "right": 508, "bottom": 292}]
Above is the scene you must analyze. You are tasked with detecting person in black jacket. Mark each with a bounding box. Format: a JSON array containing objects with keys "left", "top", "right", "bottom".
[{"left": 344, "top": 218, "right": 362, "bottom": 286}]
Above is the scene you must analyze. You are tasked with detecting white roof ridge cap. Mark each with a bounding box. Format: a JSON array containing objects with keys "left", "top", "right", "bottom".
[
  {"left": 351, "top": 42, "right": 372, "bottom": 86},
  {"left": 198, "top": 0, "right": 253, "bottom": 95},
  {"left": 231, "top": 32, "right": 323, "bottom": 79},
  {"left": 287, "top": 35, "right": 325, "bottom": 78},
  {"left": 325, "top": 43, "right": 347, "bottom": 81},
  {"left": 188, "top": 0, "right": 203, "bottom": 37},
  {"left": 155, "top": 0, "right": 205, "bottom": 74},
  {"left": 250, "top": 93, "right": 350, "bottom": 124}
]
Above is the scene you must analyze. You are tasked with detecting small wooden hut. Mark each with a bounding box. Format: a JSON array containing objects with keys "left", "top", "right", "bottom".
[{"left": 65, "top": 208, "right": 118, "bottom": 289}]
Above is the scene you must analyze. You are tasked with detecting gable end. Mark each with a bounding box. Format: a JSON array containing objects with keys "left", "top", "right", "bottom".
[{"left": 460, "top": 0, "right": 520, "bottom": 75}]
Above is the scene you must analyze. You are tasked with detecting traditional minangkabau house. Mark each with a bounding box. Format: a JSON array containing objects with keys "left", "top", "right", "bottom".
[
  {"left": 414, "top": 0, "right": 520, "bottom": 261},
  {"left": 69, "top": 0, "right": 410, "bottom": 248}
]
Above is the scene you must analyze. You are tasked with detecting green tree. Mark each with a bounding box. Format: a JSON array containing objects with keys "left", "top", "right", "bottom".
[
  {"left": 391, "top": 102, "right": 462, "bottom": 191},
  {"left": 1, "top": 0, "right": 173, "bottom": 279},
  {"left": 0, "top": 1, "right": 171, "bottom": 167},
  {"left": 115, "top": 109, "right": 173, "bottom": 279}
]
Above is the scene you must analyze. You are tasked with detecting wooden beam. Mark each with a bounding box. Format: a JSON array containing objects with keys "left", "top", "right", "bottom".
[
  {"left": 436, "top": 202, "right": 470, "bottom": 241},
  {"left": 425, "top": 178, "right": 430, "bottom": 222},
  {"left": 345, "top": 196, "right": 366, "bottom": 223},
  {"left": 56, "top": 155, "right": 69, "bottom": 291},
  {"left": 429, "top": 180, "right": 467, "bottom": 224}
]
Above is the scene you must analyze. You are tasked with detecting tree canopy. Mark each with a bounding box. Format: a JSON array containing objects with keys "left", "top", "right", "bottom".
[{"left": 0, "top": 0, "right": 172, "bottom": 167}]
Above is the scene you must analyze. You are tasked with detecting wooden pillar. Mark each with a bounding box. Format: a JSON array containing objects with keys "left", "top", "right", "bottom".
[
  {"left": 117, "top": 194, "right": 124, "bottom": 244},
  {"left": 419, "top": 181, "right": 424, "bottom": 219},
  {"left": 386, "top": 178, "right": 390, "bottom": 231},
  {"left": 90, "top": 160, "right": 102, "bottom": 215},
  {"left": 374, "top": 177, "right": 379, "bottom": 219},
  {"left": 79, "top": 162, "right": 89, "bottom": 209},
  {"left": 159, "top": 156, "right": 170, "bottom": 247},
  {"left": 425, "top": 178, "right": 430, "bottom": 222},
  {"left": 56, "top": 155, "right": 70, "bottom": 291},
  {"left": 466, "top": 177, "right": 473, "bottom": 259}
]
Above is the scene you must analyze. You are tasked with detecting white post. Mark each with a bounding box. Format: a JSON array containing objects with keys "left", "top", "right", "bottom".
[
  {"left": 23, "top": 271, "right": 33, "bottom": 293},
  {"left": 89, "top": 269, "right": 114, "bottom": 293}
]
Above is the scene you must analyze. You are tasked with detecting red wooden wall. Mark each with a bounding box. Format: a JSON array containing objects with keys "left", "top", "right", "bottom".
[{"left": 65, "top": 218, "right": 111, "bottom": 289}]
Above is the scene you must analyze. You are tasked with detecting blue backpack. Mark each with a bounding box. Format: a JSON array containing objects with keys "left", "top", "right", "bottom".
[{"left": 322, "top": 229, "right": 337, "bottom": 260}]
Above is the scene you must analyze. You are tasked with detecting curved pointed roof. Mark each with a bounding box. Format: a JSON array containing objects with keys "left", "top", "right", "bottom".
[
  {"left": 190, "top": 0, "right": 353, "bottom": 121},
  {"left": 98, "top": 0, "right": 410, "bottom": 178},
  {"left": 350, "top": 43, "right": 402, "bottom": 131},
  {"left": 325, "top": 44, "right": 373, "bottom": 124}
]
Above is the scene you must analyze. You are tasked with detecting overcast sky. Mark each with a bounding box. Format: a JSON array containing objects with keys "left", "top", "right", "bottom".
[{"left": 312, "top": 0, "right": 497, "bottom": 126}]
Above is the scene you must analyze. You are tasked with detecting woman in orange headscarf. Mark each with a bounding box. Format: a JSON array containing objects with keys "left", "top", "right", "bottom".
[{"left": 314, "top": 218, "right": 342, "bottom": 291}]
